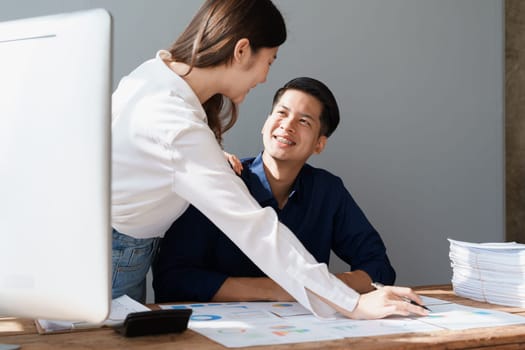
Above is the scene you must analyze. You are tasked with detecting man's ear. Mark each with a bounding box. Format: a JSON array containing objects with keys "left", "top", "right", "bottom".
[
  {"left": 314, "top": 136, "right": 328, "bottom": 154},
  {"left": 233, "top": 38, "right": 251, "bottom": 63},
  {"left": 261, "top": 115, "right": 271, "bottom": 135}
]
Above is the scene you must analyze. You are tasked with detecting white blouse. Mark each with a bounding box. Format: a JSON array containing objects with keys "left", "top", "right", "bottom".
[{"left": 111, "top": 51, "right": 359, "bottom": 318}]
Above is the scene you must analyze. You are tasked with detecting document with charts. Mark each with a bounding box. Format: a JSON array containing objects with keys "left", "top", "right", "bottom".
[{"left": 160, "top": 296, "right": 525, "bottom": 348}]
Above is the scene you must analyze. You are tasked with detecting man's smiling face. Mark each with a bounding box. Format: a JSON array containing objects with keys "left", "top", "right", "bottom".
[{"left": 262, "top": 89, "right": 327, "bottom": 165}]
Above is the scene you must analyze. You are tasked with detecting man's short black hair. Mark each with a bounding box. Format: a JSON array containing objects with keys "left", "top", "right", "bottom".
[{"left": 271, "top": 77, "right": 340, "bottom": 137}]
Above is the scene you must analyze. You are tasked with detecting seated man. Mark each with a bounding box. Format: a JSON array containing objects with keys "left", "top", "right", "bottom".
[{"left": 153, "top": 77, "right": 396, "bottom": 302}]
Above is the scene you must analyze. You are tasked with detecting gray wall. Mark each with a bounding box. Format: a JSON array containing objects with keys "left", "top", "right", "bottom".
[{"left": 1, "top": 0, "right": 504, "bottom": 303}]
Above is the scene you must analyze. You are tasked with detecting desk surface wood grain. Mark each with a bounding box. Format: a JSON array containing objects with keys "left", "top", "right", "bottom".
[{"left": 2, "top": 285, "right": 525, "bottom": 350}]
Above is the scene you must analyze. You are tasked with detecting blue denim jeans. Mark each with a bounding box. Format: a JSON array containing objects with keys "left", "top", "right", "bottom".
[{"left": 112, "top": 229, "right": 160, "bottom": 303}]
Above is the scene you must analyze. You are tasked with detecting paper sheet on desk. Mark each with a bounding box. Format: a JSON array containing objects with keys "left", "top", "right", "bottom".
[
  {"left": 159, "top": 297, "right": 525, "bottom": 348},
  {"left": 35, "top": 295, "right": 150, "bottom": 334},
  {"left": 448, "top": 239, "right": 525, "bottom": 250}
]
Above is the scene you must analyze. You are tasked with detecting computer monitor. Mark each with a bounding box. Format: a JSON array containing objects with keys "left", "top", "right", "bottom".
[{"left": 0, "top": 9, "right": 112, "bottom": 323}]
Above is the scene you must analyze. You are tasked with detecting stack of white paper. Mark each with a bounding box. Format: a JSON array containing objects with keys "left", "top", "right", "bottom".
[{"left": 449, "top": 238, "right": 525, "bottom": 307}]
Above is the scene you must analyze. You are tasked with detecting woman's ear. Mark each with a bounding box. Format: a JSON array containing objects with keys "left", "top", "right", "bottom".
[{"left": 233, "top": 38, "right": 251, "bottom": 63}]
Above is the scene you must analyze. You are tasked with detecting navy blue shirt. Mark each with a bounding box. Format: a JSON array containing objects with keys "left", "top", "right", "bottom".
[{"left": 153, "top": 153, "right": 395, "bottom": 302}]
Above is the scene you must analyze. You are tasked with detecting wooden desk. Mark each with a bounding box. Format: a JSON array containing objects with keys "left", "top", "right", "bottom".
[{"left": 2, "top": 285, "right": 525, "bottom": 350}]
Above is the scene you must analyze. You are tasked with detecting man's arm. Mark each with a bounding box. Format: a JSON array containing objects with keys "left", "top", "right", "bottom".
[
  {"left": 212, "top": 271, "right": 373, "bottom": 302},
  {"left": 154, "top": 204, "right": 293, "bottom": 303},
  {"left": 212, "top": 277, "right": 293, "bottom": 302},
  {"left": 331, "top": 178, "right": 396, "bottom": 286},
  {"left": 152, "top": 205, "right": 229, "bottom": 302},
  {"left": 335, "top": 270, "right": 374, "bottom": 294}
]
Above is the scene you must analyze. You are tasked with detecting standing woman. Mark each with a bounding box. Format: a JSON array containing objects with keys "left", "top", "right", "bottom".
[{"left": 111, "top": 0, "right": 427, "bottom": 320}]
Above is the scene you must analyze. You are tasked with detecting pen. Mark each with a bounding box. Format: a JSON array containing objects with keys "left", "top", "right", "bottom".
[{"left": 371, "top": 282, "right": 431, "bottom": 312}]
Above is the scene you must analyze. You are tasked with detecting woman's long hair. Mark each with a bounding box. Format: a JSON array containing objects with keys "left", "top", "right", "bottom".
[{"left": 169, "top": 0, "right": 286, "bottom": 145}]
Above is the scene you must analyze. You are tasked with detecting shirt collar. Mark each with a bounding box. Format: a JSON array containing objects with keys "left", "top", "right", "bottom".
[
  {"left": 245, "top": 152, "right": 303, "bottom": 206},
  {"left": 155, "top": 50, "right": 206, "bottom": 122}
]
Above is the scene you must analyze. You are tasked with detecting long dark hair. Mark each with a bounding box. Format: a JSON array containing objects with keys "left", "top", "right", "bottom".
[{"left": 169, "top": 0, "right": 287, "bottom": 144}]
